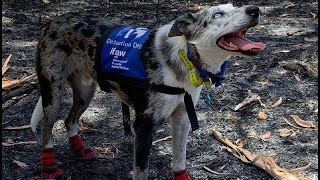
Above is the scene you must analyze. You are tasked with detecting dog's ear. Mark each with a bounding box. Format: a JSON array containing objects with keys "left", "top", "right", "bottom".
[{"left": 168, "top": 13, "right": 196, "bottom": 37}]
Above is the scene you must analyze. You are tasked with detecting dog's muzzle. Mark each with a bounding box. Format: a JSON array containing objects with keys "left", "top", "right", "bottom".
[
  {"left": 216, "top": 6, "right": 266, "bottom": 56},
  {"left": 246, "top": 6, "right": 260, "bottom": 19}
]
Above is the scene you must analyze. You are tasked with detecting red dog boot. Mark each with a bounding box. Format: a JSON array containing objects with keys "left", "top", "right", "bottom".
[
  {"left": 174, "top": 170, "right": 190, "bottom": 180},
  {"left": 68, "top": 135, "right": 95, "bottom": 160},
  {"left": 41, "top": 148, "right": 64, "bottom": 179}
]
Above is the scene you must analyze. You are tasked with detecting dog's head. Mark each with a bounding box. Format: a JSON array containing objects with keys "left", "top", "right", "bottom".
[{"left": 168, "top": 4, "right": 266, "bottom": 57}]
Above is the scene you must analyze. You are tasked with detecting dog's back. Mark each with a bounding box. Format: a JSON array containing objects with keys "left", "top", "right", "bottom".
[{"left": 36, "top": 13, "right": 117, "bottom": 83}]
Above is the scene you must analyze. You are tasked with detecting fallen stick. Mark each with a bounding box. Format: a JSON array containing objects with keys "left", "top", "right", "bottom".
[
  {"left": 152, "top": 135, "right": 172, "bottom": 145},
  {"left": 203, "top": 166, "right": 226, "bottom": 175},
  {"left": 306, "top": 64, "right": 318, "bottom": 77},
  {"left": 4, "top": 124, "right": 32, "bottom": 130},
  {"left": 2, "top": 74, "right": 36, "bottom": 90},
  {"left": 233, "top": 90, "right": 261, "bottom": 111},
  {"left": 211, "top": 127, "right": 300, "bottom": 180},
  {"left": 2, "top": 141, "right": 37, "bottom": 147},
  {"left": 2, "top": 54, "right": 12, "bottom": 75},
  {"left": 271, "top": 97, "right": 283, "bottom": 108},
  {"left": 288, "top": 163, "right": 311, "bottom": 174}
]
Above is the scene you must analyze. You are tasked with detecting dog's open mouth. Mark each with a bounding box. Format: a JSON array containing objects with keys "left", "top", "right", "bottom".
[{"left": 217, "top": 28, "right": 266, "bottom": 56}]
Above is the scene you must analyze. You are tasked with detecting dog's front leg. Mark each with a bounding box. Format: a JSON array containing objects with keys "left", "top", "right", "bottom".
[
  {"left": 171, "top": 87, "right": 202, "bottom": 180},
  {"left": 132, "top": 113, "right": 154, "bottom": 180},
  {"left": 171, "top": 104, "right": 191, "bottom": 180}
]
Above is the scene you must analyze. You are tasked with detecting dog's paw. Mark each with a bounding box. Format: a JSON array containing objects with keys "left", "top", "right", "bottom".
[
  {"left": 74, "top": 147, "right": 95, "bottom": 160},
  {"left": 42, "top": 165, "right": 64, "bottom": 180},
  {"left": 173, "top": 170, "right": 190, "bottom": 180},
  {"left": 68, "top": 135, "right": 95, "bottom": 160},
  {"left": 41, "top": 148, "right": 64, "bottom": 180}
]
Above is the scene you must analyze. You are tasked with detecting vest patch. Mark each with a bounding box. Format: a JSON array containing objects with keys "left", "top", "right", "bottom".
[{"left": 100, "top": 26, "right": 151, "bottom": 80}]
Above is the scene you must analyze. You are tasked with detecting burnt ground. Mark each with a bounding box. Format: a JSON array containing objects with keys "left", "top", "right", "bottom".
[{"left": 1, "top": 0, "right": 318, "bottom": 180}]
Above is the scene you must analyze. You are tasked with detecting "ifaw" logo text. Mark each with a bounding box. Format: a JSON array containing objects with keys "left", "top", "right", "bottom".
[{"left": 110, "top": 48, "right": 126, "bottom": 57}]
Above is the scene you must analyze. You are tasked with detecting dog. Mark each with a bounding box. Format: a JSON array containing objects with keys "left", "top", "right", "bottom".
[{"left": 30, "top": 4, "right": 266, "bottom": 180}]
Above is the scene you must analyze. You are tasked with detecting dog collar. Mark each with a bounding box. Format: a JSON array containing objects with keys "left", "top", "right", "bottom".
[
  {"left": 178, "top": 36, "right": 228, "bottom": 88},
  {"left": 188, "top": 44, "right": 229, "bottom": 87},
  {"left": 178, "top": 49, "right": 205, "bottom": 87},
  {"left": 178, "top": 36, "right": 212, "bottom": 87}
]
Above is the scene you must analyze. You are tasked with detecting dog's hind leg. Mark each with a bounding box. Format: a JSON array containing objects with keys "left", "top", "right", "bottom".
[
  {"left": 38, "top": 73, "right": 66, "bottom": 179},
  {"left": 65, "top": 72, "right": 96, "bottom": 160}
]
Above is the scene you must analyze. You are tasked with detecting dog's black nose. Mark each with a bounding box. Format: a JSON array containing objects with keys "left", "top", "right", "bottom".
[{"left": 246, "top": 6, "right": 260, "bottom": 18}]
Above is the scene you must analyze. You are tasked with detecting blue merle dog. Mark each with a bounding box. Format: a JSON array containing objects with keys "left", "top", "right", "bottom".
[{"left": 31, "top": 4, "right": 265, "bottom": 180}]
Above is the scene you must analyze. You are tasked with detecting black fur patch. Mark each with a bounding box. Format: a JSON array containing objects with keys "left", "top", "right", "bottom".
[
  {"left": 141, "top": 32, "right": 161, "bottom": 71},
  {"left": 37, "top": 76, "right": 53, "bottom": 107},
  {"left": 95, "top": 36, "right": 102, "bottom": 45},
  {"left": 36, "top": 47, "right": 53, "bottom": 107},
  {"left": 113, "top": 55, "right": 157, "bottom": 172},
  {"left": 158, "top": 35, "right": 184, "bottom": 79},
  {"left": 148, "top": 60, "right": 160, "bottom": 70},
  {"left": 98, "top": 25, "right": 108, "bottom": 34},
  {"left": 73, "top": 22, "right": 85, "bottom": 31},
  {"left": 88, "top": 45, "right": 95, "bottom": 58},
  {"left": 35, "top": 41, "right": 54, "bottom": 107},
  {"left": 49, "top": 64, "right": 54, "bottom": 69},
  {"left": 40, "top": 40, "right": 46, "bottom": 50},
  {"left": 56, "top": 42, "right": 72, "bottom": 56},
  {"left": 81, "top": 28, "right": 95, "bottom": 38},
  {"left": 50, "top": 76, "right": 55, "bottom": 83},
  {"left": 85, "top": 16, "right": 98, "bottom": 26},
  {"left": 77, "top": 97, "right": 86, "bottom": 106},
  {"left": 43, "top": 25, "right": 50, "bottom": 35},
  {"left": 79, "top": 41, "right": 85, "bottom": 51},
  {"left": 203, "top": 21, "right": 208, "bottom": 28},
  {"left": 49, "top": 31, "right": 58, "bottom": 40},
  {"left": 133, "top": 113, "right": 154, "bottom": 170},
  {"left": 117, "top": 79, "right": 154, "bottom": 172}
]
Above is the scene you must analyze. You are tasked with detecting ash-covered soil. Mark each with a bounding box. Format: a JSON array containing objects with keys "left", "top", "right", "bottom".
[{"left": 2, "top": 0, "right": 318, "bottom": 180}]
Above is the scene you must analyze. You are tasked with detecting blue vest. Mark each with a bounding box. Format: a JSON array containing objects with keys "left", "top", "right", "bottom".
[
  {"left": 99, "top": 26, "right": 228, "bottom": 86},
  {"left": 100, "top": 26, "right": 151, "bottom": 80}
]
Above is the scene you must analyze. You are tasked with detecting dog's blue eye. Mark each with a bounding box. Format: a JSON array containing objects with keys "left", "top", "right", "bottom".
[{"left": 214, "top": 12, "right": 223, "bottom": 18}]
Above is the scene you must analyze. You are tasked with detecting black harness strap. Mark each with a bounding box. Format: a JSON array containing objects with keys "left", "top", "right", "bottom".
[
  {"left": 184, "top": 93, "right": 199, "bottom": 131},
  {"left": 150, "top": 84, "right": 199, "bottom": 131},
  {"left": 150, "top": 84, "right": 185, "bottom": 94}
]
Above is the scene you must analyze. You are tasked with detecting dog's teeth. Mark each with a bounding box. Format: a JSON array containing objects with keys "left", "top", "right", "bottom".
[{"left": 229, "top": 42, "right": 237, "bottom": 48}]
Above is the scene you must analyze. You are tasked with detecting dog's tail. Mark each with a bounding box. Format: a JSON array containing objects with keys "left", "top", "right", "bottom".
[{"left": 30, "top": 97, "right": 44, "bottom": 132}]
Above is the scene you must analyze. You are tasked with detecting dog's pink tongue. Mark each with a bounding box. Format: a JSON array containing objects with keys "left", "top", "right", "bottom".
[{"left": 225, "top": 36, "right": 266, "bottom": 51}]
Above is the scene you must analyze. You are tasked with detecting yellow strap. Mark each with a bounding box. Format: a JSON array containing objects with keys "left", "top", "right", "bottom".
[
  {"left": 178, "top": 49, "right": 202, "bottom": 87},
  {"left": 178, "top": 35, "right": 212, "bottom": 87}
]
